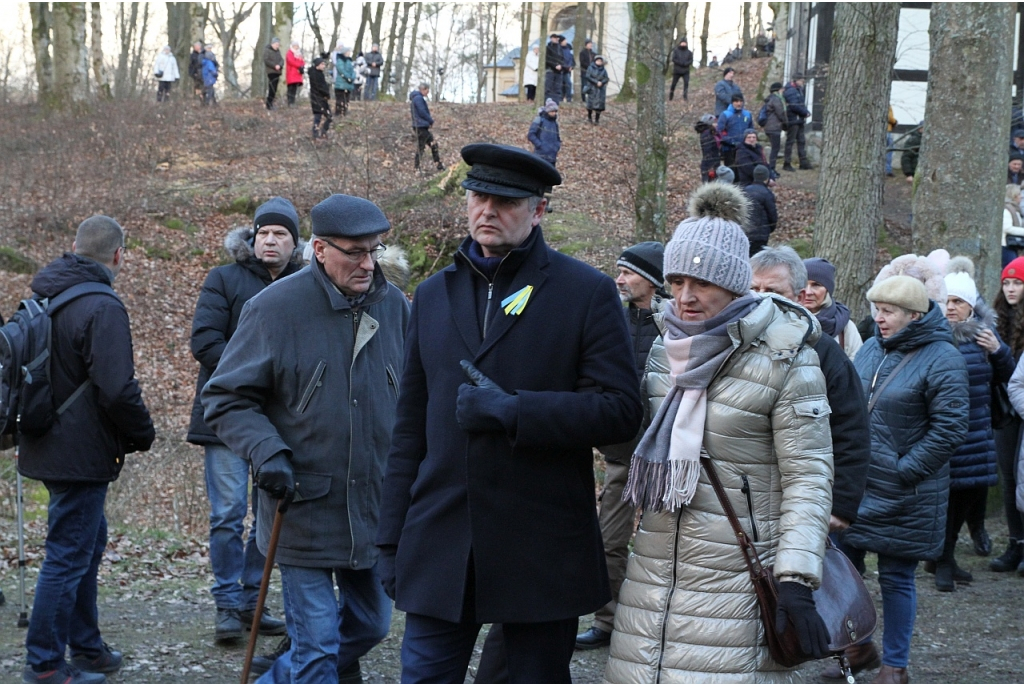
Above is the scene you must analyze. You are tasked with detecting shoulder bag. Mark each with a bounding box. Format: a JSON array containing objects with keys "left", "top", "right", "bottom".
[{"left": 702, "top": 456, "right": 876, "bottom": 682}]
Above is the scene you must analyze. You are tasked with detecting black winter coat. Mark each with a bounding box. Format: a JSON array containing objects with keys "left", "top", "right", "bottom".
[
  {"left": 695, "top": 122, "right": 722, "bottom": 175},
  {"left": 377, "top": 228, "right": 643, "bottom": 623},
  {"left": 733, "top": 142, "right": 767, "bottom": 186},
  {"left": 18, "top": 255, "right": 154, "bottom": 483},
  {"left": 187, "top": 227, "right": 303, "bottom": 446},
  {"left": 741, "top": 182, "right": 777, "bottom": 243},
  {"left": 947, "top": 303, "right": 1014, "bottom": 490},
  {"left": 813, "top": 333, "right": 870, "bottom": 524},
  {"left": 901, "top": 129, "right": 921, "bottom": 178},
  {"left": 189, "top": 49, "right": 204, "bottom": 81},
  {"left": 308, "top": 65, "right": 331, "bottom": 113},
  {"left": 578, "top": 47, "right": 595, "bottom": 73},
  {"left": 845, "top": 304, "right": 970, "bottom": 560},
  {"left": 545, "top": 41, "right": 563, "bottom": 71},
  {"left": 783, "top": 81, "right": 810, "bottom": 126},
  {"left": 763, "top": 92, "right": 788, "bottom": 133},
  {"left": 671, "top": 46, "right": 693, "bottom": 75}
]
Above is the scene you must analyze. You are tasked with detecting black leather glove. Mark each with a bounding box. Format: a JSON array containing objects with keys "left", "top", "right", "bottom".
[
  {"left": 776, "top": 581, "right": 831, "bottom": 658},
  {"left": 256, "top": 452, "right": 295, "bottom": 512},
  {"left": 456, "top": 361, "right": 518, "bottom": 434},
  {"left": 377, "top": 544, "right": 397, "bottom": 600}
]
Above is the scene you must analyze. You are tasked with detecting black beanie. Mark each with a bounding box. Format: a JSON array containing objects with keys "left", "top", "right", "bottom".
[
  {"left": 617, "top": 241, "right": 665, "bottom": 288},
  {"left": 254, "top": 197, "right": 300, "bottom": 245}
]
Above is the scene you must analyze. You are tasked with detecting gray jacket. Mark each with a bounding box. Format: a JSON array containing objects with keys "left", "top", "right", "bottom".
[{"left": 203, "top": 259, "right": 410, "bottom": 569}]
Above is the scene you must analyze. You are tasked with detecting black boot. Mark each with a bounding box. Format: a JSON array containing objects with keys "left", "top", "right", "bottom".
[
  {"left": 971, "top": 526, "right": 992, "bottom": 556},
  {"left": 214, "top": 608, "right": 243, "bottom": 643},
  {"left": 991, "top": 539, "right": 1024, "bottom": 571},
  {"left": 935, "top": 562, "right": 956, "bottom": 592}
]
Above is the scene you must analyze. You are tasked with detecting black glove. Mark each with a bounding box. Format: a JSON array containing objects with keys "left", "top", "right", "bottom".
[
  {"left": 256, "top": 452, "right": 295, "bottom": 512},
  {"left": 456, "top": 361, "right": 518, "bottom": 434},
  {"left": 378, "top": 544, "right": 397, "bottom": 600},
  {"left": 775, "top": 581, "right": 831, "bottom": 659}
]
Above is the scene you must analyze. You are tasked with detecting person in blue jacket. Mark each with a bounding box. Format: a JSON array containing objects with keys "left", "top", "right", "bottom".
[
  {"left": 409, "top": 83, "right": 443, "bottom": 170},
  {"left": 717, "top": 94, "right": 753, "bottom": 167},
  {"left": 528, "top": 99, "right": 561, "bottom": 166},
  {"left": 782, "top": 74, "right": 813, "bottom": 171},
  {"left": 201, "top": 46, "right": 219, "bottom": 106}
]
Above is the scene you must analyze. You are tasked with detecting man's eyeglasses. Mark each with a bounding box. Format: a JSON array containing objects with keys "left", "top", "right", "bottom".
[{"left": 320, "top": 239, "right": 387, "bottom": 263}]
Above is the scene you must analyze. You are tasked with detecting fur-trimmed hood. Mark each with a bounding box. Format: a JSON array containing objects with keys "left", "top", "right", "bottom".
[
  {"left": 949, "top": 299, "right": 998, "bottom": 345},
  {"left": 224, "top": 225, "right": 306, "bottom": 265}
]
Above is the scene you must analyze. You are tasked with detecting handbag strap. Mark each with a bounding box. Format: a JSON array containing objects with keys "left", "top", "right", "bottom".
[
  {"left": 866, "top": 348, "right": 920, "bottom": 414},
  {"left": 701, "top": 457, "right": 766, "bottom": 580}
]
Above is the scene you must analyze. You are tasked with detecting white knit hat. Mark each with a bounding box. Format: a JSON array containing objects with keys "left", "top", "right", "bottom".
[{"left": 944, "top": 271, "right": 978, "bottom": 307}]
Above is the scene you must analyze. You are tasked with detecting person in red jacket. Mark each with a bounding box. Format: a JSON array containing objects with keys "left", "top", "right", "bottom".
[{"left": 285, "top": 42, "right": 304, "bottom": 106}]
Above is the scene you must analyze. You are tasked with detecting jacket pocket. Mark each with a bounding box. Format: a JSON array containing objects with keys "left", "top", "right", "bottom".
[
  {"left": 792, "top": 398, "right": 831, "bottom": 420},
  {"left": 740, "top": 474, "right": 760, "bottom": 542},
  {"left": 284, "top": 471, "right": 333, "bottom": 552},
  {"left": 296, "top": 360, "right": 327, "bottom": 414},
  {"left": 386, "top": 363, "right": 400, "bottom": 400}
]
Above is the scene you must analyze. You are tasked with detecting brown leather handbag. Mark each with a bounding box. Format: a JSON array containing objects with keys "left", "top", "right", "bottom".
[{"left": 702, "top": 457, "right": 876, "bottom": 681}]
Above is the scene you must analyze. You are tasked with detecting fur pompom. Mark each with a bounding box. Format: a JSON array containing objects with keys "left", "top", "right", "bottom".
[
  {"left": 379, "top": 244, "right": 411, "bottom": 291},
  {"left": 874, "top": 253, "right": 946, "bottom": 304},
  {"left": 687, "top": 182, "right": 750, "bottom": 226},
  {"left": 946, "top": 255, "right": 976, "bottom": 279}
]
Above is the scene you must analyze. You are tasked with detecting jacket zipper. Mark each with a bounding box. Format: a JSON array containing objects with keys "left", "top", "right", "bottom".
[
  {"left": 740, "top": 474, "right": 760, "bottom": 542},
  {"left": 386, "top": 364, "right": 399, "bottom": 399},
  {"left": 459, "top": 251, "right": 505, "bottom": 339},
  {"left": 296, "top": 360, "right": 326, "bottom": 414},
  {"left": 654, "top": 507, "right": 686, "bottom": 683}
]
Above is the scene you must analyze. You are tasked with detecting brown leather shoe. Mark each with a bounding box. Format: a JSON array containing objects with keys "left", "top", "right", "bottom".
[
  {"left": 873, "top": 664, "right": 909, "bottom": 684},
  {"left": 820, "top": 642, "right": 882, "bottom": 681}
]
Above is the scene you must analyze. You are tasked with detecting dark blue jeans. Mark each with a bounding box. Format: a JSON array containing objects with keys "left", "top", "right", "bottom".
[
  {"left": 837, "top": 542, "right": 919, "bottom": 668},
  {"left": 25, "top": 482, "right": 108, "bottom": 672}
]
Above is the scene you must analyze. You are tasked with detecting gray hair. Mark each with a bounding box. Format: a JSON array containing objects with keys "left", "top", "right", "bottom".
[
  {"left": 418, "top": 82, "right": 430, "bottom": 91},
  {"left": 75, "top": 215, "right": 124, "bottom": 263},
  {"left": 750, "top": 245, "right": 807, "bottom": 299}
]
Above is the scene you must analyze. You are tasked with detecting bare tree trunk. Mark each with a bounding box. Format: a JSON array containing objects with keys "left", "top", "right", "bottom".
[
  {"left": 382, "top": 3, "right": 400, "bottom": 95},
  {"left": 616, "top": 13, "right": 637, "bottom": 101},
  {"left": 127, "top": 3, "right": 150, "bottom": 97},
  {"left": 632, "top": 2, "right": 671, "bottom": 241},
  {"left": 252, "top": 2, "right": 273, "bottom": 101},
  {"left": 167, "top": 2, "right": 193, "bottom": 86},
  {"left": 355, "top": 3, "right": 370, "bottom": 54},
  {"left": 912, "top": 3, "right": 1014, "bottom": 297},
  {"left": 741, "top": 3, "right": 751, "bottom": 58},
  {"left": 675, "top": 2, "right": 688, "bottom": 40},
  {"left": 597, "top": 2, "right": 605, "bottom": 53},
  {"left": 518, "top": 2, "right": 531, "bottom": 103},
  {"left": 370, "top": 2, "right": 385, "bottom": 46},
  {"left": 392, "top": 3, "right": 410, "bottom": 96},
  {"left": 813, "top": 3, "right": 899, "bottom": 322},
  {"left": 491, "top": 4, "right": 499, "bottom": 102},
  {"left": 329, "top": 3, "right": 344, "bottom": 53},
  {"left": 212, "top": 3, "right": 257, "bottom": 97},
  {"left": 700, "top": 2, "right": 710, "bottom": 67},
  {"left": 52, "top": 2, "right": 89, "bottom": 102},
  {"left": 402, "top": 2, "right": 420, "bottom": 94},
  {"left": 306, "top": 3, "right": 326, "bottom": 55},
  {"left": 90, "top": 2, "right": 109, "bottom": 98},
  {"left": 575, "top": 3, "right": 587, "bottom": 98},
  {"left": 474, "top": 4, "right": 486, "bottom": 103},
  {"left": 114, "top": 3, "right": 134, "bottom": 99},
  {"left": 537, "top": 3, "right": 549, "bottom": 104},
  {"left": 274, "top": 2, "right": 293, "bottom": 54},
  {"left": 31, "top": 3, "right": 55, "bottom": 107},
  {"left": 759, "top": 2, "right": 787, "bottom": 94}
]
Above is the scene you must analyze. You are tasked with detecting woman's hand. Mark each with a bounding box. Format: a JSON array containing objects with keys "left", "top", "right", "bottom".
[{"left": 976, "top": 328, "right": 1000, "bottom": 353}]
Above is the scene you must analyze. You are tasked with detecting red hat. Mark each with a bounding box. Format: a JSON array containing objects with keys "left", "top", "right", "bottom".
[{"left": 1003, "top": 256, "right": 1024, "bottom": 282}]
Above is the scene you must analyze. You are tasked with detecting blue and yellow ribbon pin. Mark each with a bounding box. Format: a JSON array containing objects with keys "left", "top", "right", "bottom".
[{"left": 501, "top": 285, "right": 534, "bottom": 316}]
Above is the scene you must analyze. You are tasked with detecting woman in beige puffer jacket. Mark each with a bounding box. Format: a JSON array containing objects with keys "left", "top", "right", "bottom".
[{"left": 605, "top": 214, "right": 835, "bottom": 685}]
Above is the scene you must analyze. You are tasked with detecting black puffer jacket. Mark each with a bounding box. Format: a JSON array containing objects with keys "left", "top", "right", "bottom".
[
  {"left": 186, "top": 227, "right": 304, "bottom": 445},
  {"left": 845, "top": 303, "right": 970, "bottom": 560},
  {"left": 947, "top": 302, "right": 1013, "bottom": 490},
  {"left": 733, "top": 141, "right": 767, "bottom": 186},
  {"left": 18, "top": 254, "right": 154, "bottom": 483},
  {"left": 741, "top": 182, "right": 777, "bottom": 244}
]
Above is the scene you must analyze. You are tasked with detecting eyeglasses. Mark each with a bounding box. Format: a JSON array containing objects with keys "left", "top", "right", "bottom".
[{"left": 320, "top": 239, "right": 387, "bottom": 263}]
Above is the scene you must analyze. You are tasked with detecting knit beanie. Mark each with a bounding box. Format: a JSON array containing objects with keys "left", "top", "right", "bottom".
[
  {"left": 770, "top": 81, "right": 782, "bottom": 92},
  {"left": 804, "top": 257, "right": 836, "bottom": 295},
  {"left": 753, "top": 164, "right": 771, "bottom": 183},
  {"left": 254, "top": 197, "right": 300, "bottom": 245},
  {"left": 1002, "top": 256, "right": 1024, "bottom": 282},
  {"left": 544, "top": 98, "right": 559, "bottom": 114},
  {"left": 866, "top": 275, "right": 930, "bottom": 313},
  {"left": 944, "top": 271, "right": 978, "bottom": 307},
  {"left": 715, "top": 165, "right": 735, "bottom": 184},
  {"left": 617, "top": 241, "right": 665, "bottom": 288},
  {"left": 663, "top": 183, "right": 751, "bottom": 295}
]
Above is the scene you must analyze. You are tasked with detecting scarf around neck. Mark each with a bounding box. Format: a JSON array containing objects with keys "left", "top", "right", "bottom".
[
  {"left": 624, "top": 294, "right": 759, "bottom": 512},
  {"left": 814, "top": 292, "right": 851, "bottom": 338}
]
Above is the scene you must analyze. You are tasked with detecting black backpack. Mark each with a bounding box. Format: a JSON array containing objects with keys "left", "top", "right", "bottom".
[
  {"left": 757, "top": 100, "right": 770, "bottom": 127},
  {"left": 0, "top": 281, "right": 117, "bottom": 438}
]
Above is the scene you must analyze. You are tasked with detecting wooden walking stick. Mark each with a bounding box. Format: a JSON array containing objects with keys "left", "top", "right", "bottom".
[{"left": 241, "top": 500, "right": 286, "bottom": 684}]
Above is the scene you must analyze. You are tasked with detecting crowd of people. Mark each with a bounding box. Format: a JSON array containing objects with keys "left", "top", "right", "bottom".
[{"left": 10, "top": 31, "right": 1023, "bottom": 685}]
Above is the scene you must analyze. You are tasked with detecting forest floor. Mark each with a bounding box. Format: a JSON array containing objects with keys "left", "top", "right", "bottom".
[{"left": 1, "top": 58, "right": 1005, "bottom": 684}]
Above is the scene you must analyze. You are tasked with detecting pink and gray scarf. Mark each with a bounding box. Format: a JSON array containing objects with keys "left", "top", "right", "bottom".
[{"left": 624, "top": 294, "right": 759, "bottom": 512}]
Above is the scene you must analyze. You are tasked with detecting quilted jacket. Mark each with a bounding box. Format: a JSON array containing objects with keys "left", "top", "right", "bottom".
[
  {"left": 843, "top": 303, "right": 969, "bottom": 560},
  {"left": 605, "top": 295, "right": 834, "bottom": 683}
]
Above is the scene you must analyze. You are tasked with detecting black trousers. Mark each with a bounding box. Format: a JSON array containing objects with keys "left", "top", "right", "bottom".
[
  {"left": 415, "top": 127, "right": 441, "bottom": 167},
  {"left": 544, "top": 70, "right": 563, "bottom": 103},
  {"left": 334, "top": 88, "right": 350, "bottom": 115},
  {"left": 157, "top": 80, "right": 173, "bottom": 102},
  {"left": 784, "top": 123, "right": 808, "bottom": 165},
  {"left": 287, "top": 82, "right": 300, "bottom": 105},
  {"left": 525, "top": 84, "right": 536, "bottom": 102},
  {"left": 766, "top": 131, "right": 782, "bottom": 170},
  {"left": 995, "top": 421, "right": 1024, "bottom": 539},
  {"left": 939, "top": 486, "right": 989, "bottom": 563},
  {"left": 669, "top": 71, "right": 690, "bottom": 99},
  {"left": 267, "top": 73, "right": 280, "bottom": 108}
]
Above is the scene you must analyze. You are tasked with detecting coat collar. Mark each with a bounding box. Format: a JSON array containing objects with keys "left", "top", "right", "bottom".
[{"left": 310, "top": 256, "right": 388, "bottom": 312}]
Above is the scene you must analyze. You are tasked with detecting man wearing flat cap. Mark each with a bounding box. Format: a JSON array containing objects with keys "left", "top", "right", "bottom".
[
  {"left": 203, "top": 194, "right": 409, "bottom": 683},
  {"left": 377, "top": 143, "right": 643, "bottom": 682}
]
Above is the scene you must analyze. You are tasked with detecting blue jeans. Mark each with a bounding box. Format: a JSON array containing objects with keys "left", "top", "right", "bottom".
[
  {"left": 364, "top": 76, "right": 379, "bottom": 101},
  {"left": 258, "top": 564, "right": 391, "bottom": 684},
  {"left": 886, "top": 132, "right": 894, "bottom": 174},
  {"left": 204, "top": 444, "right": 264, "bottom": 610},
  {"left": 839, "top": 544, "right": 918, "bottom": 668},
  {"left": 25, "top": 483, "right": 108, "bottom": 672}
]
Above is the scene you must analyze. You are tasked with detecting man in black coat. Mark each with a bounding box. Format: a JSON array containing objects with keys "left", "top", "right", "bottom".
[
  {"left": 20, "top": 216, "right": 155, "bottom": 684},
  {"left": 669, "top": 38, "right": 693, "bottom": 101},
  {"left": 741, "top": 164, "right": 778, "bottom": 256},
  {"left": 544, "top": 33, "right": 564, "bottom": 103},
  {"left": 188, "top": 40, "right": 205, "bottom": 101},
  {"left": 187, "top": 197, "right": 302, "bottom": 646},
  {"left": 377, "top": 144, "right": 642, "bottom": 683},
  {"left": 750, "top": 246, "right": 871, "bottom": 535},
  {"left": 782, "top": 74, "right": 813, "bottom": 171}
]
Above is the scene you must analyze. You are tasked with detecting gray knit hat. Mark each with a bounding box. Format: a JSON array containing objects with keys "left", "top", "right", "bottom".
[
  {"left": 715, "top": 165, "right": 735, "bottom": 184},
  {"left": 663, "top": 183, "right": 751, "bottom": 296}
]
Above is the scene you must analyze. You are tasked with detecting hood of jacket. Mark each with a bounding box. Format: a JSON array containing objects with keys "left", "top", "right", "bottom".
[
  {"left": 224, "top": 225, "right": 306, "bottom": 267},
  {"left": 948, "top": 300, "right": 997, "bottom": 345},
  {"left": 409, "top": 89, "right": 423, "bottom": 103},
  {"left": 879, "top": 301, "right": 954, "bottom": 352},
  {"left": 31, "top": 253, "right": 113, "bottom": 299},
  {"left": 731, "top": 292, "right": 821, "bottom": 354}
]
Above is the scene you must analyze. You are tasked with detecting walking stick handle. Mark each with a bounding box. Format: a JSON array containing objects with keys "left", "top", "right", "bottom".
[{"left": 241, "top": 500, "right": 286, "bottom": 684}]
